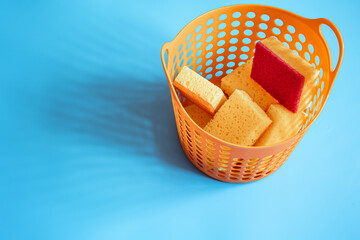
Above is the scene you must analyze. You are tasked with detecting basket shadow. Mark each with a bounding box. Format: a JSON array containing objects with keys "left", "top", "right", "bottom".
[{"left": 48, "top": 72, "right": 203, "bottom": 175}]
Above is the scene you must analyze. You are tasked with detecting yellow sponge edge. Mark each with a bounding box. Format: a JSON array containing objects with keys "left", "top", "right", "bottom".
[{"left": 174, "top": 66, "right": 226, "bottom": 115}]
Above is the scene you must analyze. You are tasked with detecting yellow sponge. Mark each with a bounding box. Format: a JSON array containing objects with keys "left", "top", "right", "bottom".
[
  {"left": 184, "top": 104, "right": 212, "bottom": 128},
  {"left": 221, "top": 59, "right": 278, "bottom": 111},
  {"left": 256, "top": 104, "right": 307, "bottom": 146},
  {"left": 204, "top": 89, "right": 272, "bottom": 146},
  {"left": 174, "top": 66, "right": 226, "bottom": 115}
]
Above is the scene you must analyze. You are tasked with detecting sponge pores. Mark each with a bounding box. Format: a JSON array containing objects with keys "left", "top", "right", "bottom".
[
  {"left": 256, "top": 104, "right": 307, "bottom": 146},
  {"left": 204, "top": 89, "right": 272, "bottom": 146}
]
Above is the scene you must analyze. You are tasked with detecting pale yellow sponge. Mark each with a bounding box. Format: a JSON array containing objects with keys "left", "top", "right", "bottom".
[
  {"left": 256, "top": 104, "right": 307, "bottom": 146},
  {"left": 221, "top": 59, "right": 278, "bottom": 111},
  {"left": 261, "top": 37, "right": 320, "bottom": 111},
  {"left": 204, "top": 89, "right": 272, "bottom": 146},
  {"left": 174, "top": 66, "right": 226, "bottom": 114},
  {"left": 184, "top": 104, "right": 212, "bottom": 128}
]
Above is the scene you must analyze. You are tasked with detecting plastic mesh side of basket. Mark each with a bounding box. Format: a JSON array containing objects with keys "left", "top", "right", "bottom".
[{"left": 161, "top": 5, "right": 343, "bottom": 183}]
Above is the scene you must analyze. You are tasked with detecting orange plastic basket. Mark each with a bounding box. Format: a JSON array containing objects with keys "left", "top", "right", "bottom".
[{"left": 161, "top": 4, "right": 344, "bottom": 183}]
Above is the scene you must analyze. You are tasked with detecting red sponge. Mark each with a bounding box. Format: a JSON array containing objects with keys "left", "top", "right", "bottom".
[{"left": 251, "top": 41, "right": 305, "bottom": 113}]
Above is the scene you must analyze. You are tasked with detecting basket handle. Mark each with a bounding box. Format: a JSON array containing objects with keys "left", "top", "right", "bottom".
[
  {"left": 161, "top": 42, "right": 171, "bottom": 80},
  {"left": 308, "top": 18, "right": 344, "bottom": 83}
]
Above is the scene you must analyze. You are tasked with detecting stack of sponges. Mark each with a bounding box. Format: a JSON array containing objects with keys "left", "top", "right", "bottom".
[
  {"left": 173, "top": 36, "right": 318, "bottom": 146},
  {"left": 174, "top": 67, "right": 272, "bottom": 146},
  {"left": 221, "top": 59, "right": 278, "bottom": 111}
]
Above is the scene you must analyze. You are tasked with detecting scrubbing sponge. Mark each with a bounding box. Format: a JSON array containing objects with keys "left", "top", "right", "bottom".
[
  {"left": 251, "top": 37, "right": 319, "bottom": 113},
  {"left": 174, "top": 66, "right": 226, "bottom": 115}
]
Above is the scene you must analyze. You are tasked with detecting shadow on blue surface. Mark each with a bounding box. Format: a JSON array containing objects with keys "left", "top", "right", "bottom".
[
  {"left": 47, "top": 73, "right": 204, "bottom": 174},
  {"left": 40, "top": 12, "right": 206, "bottom": 175},
  {"left": 39, "top": 67, "right": 241, "bottom": 227},
  {"left": 0, "top": 12, "right": 242, "bottom": 237}
]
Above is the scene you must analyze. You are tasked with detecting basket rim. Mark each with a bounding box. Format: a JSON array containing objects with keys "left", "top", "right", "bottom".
[
  {"left": 161, "top": 4, "right": 342, "bottom": 150},
  {"left": 164, "top": 4, "right": 315, "bottom": 49}
]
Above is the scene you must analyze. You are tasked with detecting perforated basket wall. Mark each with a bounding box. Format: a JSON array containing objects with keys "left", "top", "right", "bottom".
[{"left": 161, "top": 5, "right": 343, "bottom": 183}]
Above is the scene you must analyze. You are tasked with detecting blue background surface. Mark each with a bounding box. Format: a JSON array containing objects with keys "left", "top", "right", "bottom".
[{"left": 0, "top": 0, "right": 359, "bottom": 239}]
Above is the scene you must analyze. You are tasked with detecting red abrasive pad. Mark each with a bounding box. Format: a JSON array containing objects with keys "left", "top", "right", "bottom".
[{"left": 251, "top": 41, "right": 305, "bottom": 113}]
